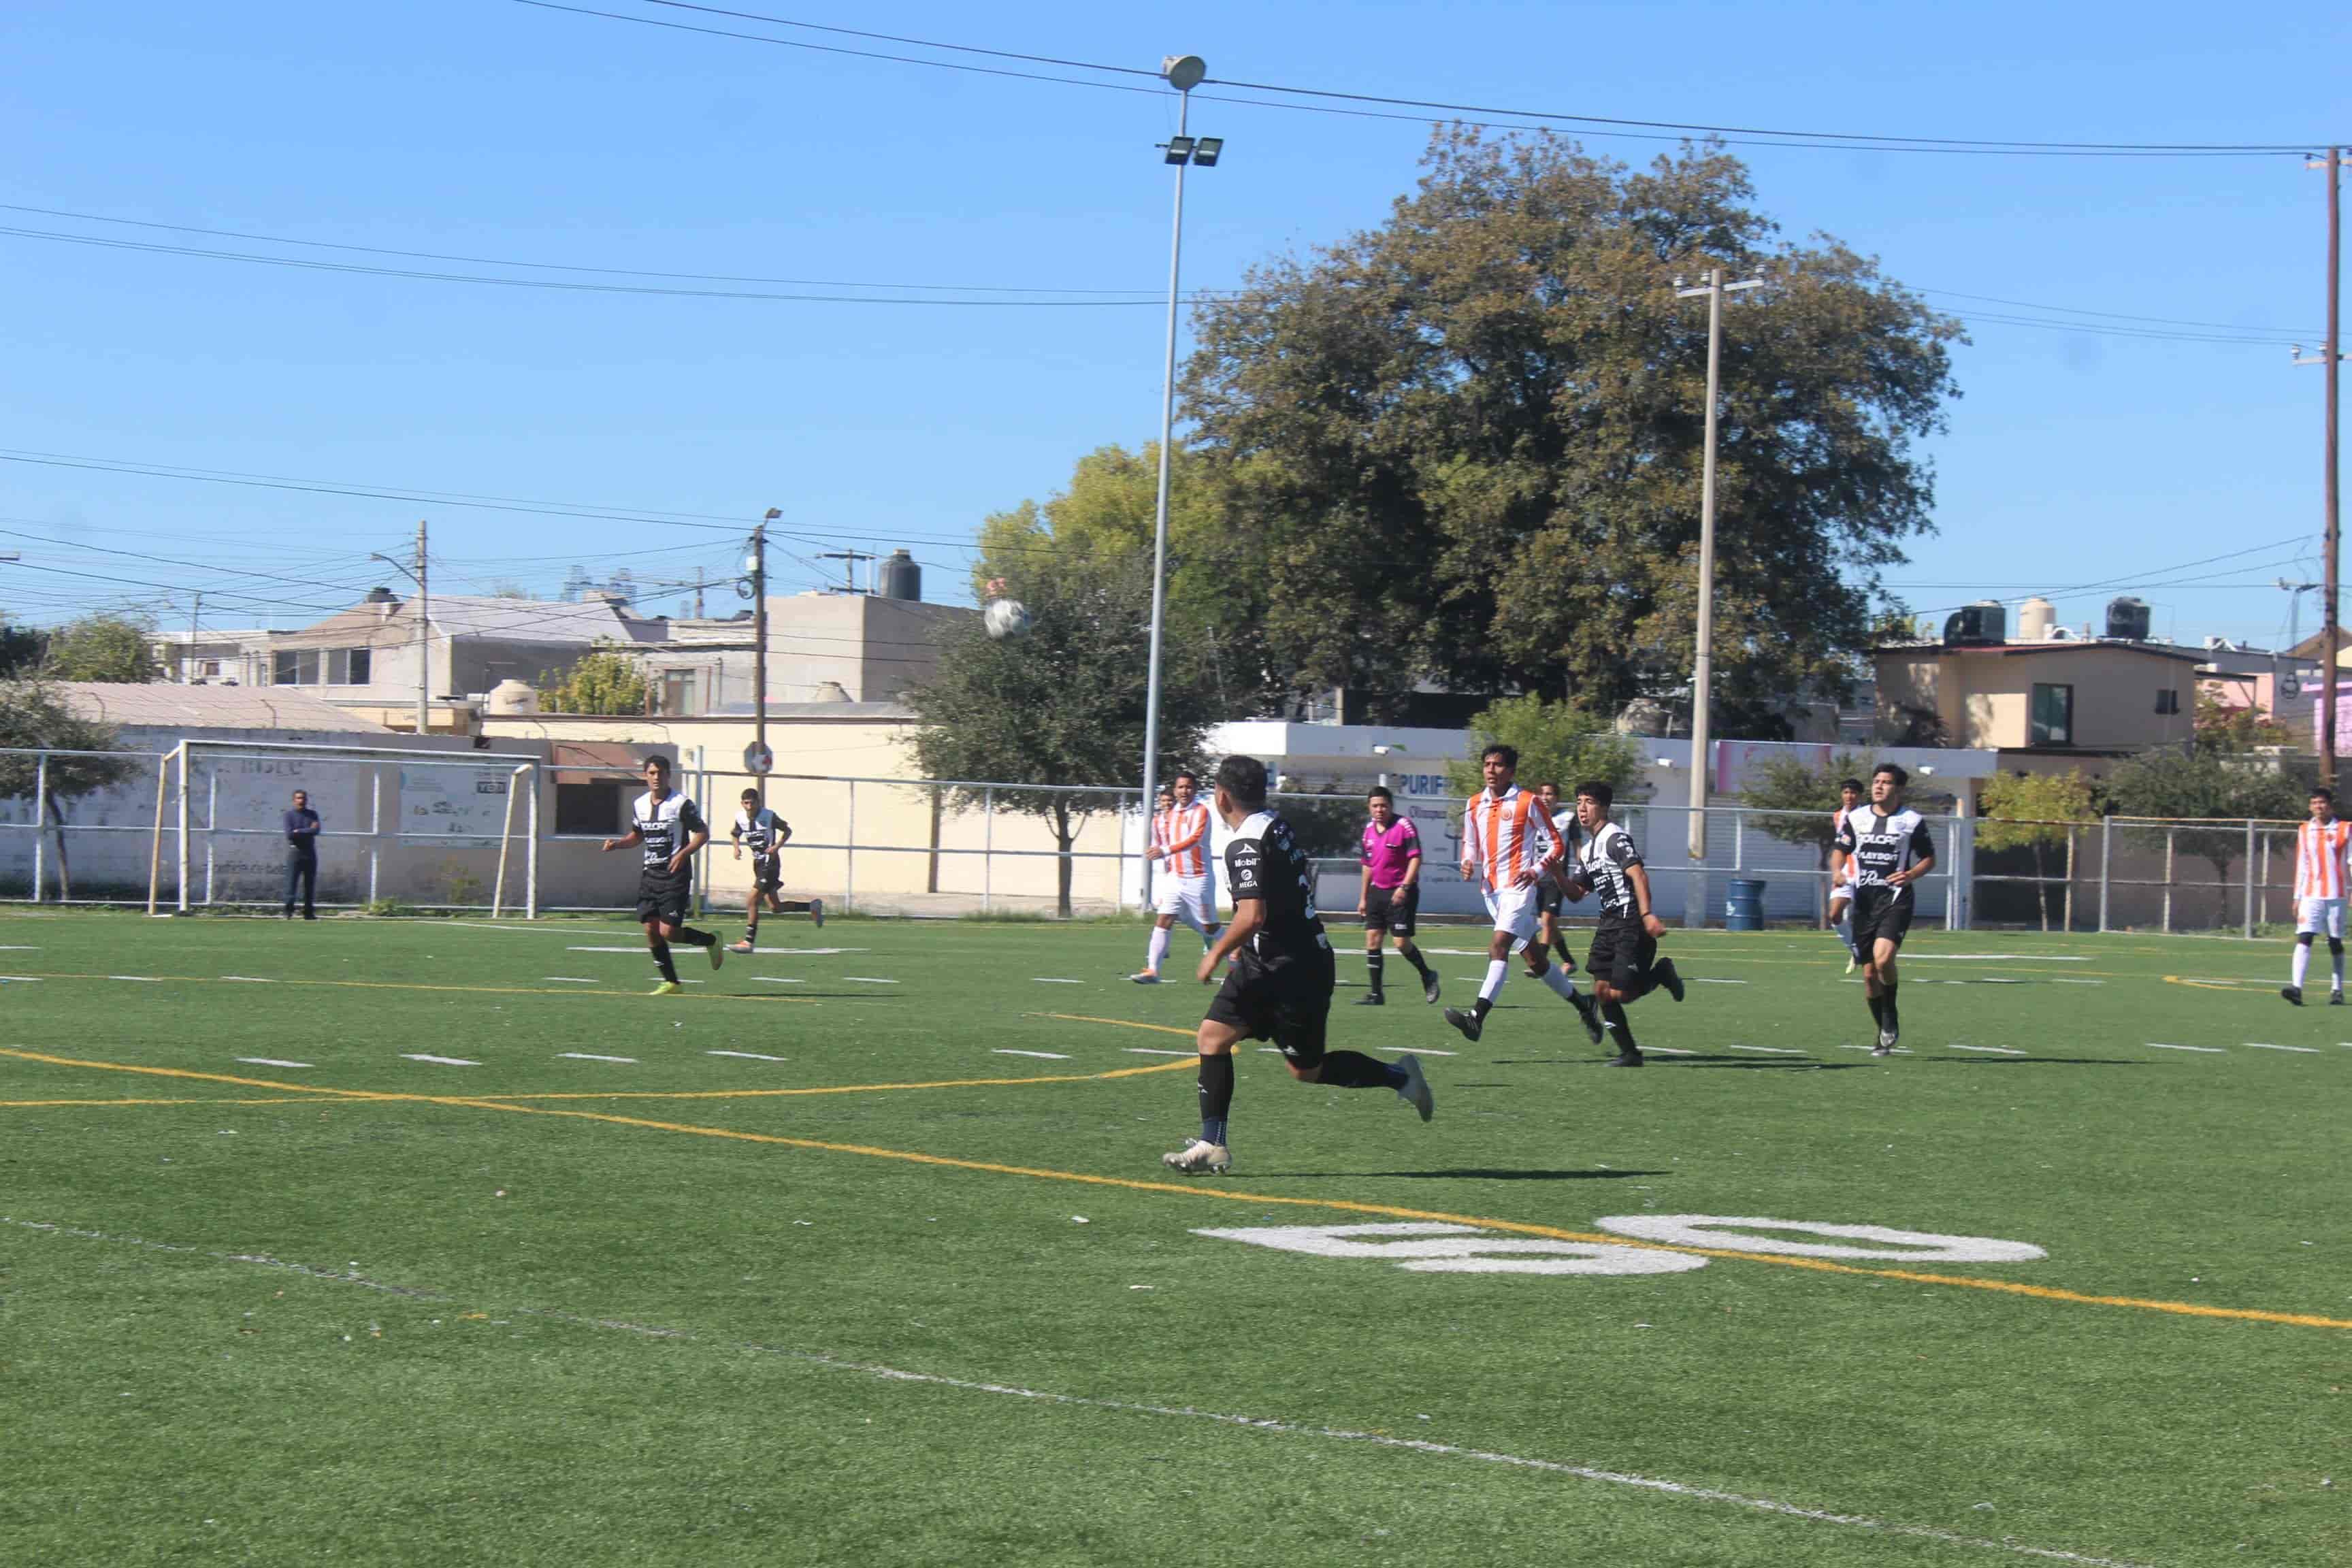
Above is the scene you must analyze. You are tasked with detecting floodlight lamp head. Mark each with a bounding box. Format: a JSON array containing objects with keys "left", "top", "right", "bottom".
[
  {"left": 1191, "top": 136, "right": 1223, "bottom": 167},
  {"left": 1161, "top": 54, "right": 1207, "bottom": 92},
  {"left": 764, "top": 507, "right": 781, "bottom": 521},
  {"left": 1164, "top": 135, "right": 1195, "bottom": 165}
]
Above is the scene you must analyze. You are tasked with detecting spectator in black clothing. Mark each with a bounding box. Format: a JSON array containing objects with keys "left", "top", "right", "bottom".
[{"left": 283, "top": 789, "right": 321, "bottom": 919}]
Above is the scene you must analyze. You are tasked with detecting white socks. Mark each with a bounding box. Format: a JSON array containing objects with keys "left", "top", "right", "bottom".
[
  {"left": 1478, "top": 959, "right": 1509, "bottom": 1003},
  {"left": 1146, "top": 926, "right": 1171, "bottom": 975},
  {"left": 1537, "top": 964, "right": 1580, "bottom": 1001}
]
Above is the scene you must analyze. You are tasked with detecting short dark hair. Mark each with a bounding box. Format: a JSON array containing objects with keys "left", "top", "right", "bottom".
[
  {"left": 740, "top": 787, "right": 760, "bottom": 801},
  {"left": 1575, "top": 779, "right": 1614, "bottom": 809},
  {"left": 2314, "top": 786, "right": 2336, "bottom": 802},
  {"left": 1840, "top": 778, "right": 1865, "bottom": 794},
  {"left": 643, "top": 755, "right": 673, "bottom": 774},
  {"left": 1874, "top": 762, "right": 1908, "bottom": 788},
  {"left": 1215, "top": 755, "right": 1269, "bottom": 806},
  {"left": 1481, "top": 743, "right": 1518, "bottom": 769},
  {"left": 1173, "top": 770, "right": 1197, "bottom": 787},
  {"left": 1366, "top": 785, "right": 1393, "bottom": 804}
]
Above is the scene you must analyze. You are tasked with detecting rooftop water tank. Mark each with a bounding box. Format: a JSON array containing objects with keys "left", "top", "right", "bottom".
[
  {"left": 2106, "top": 595, "right": 2153, "bottom": 641},
  {"left": 877, "top": 549, "right": 921, "bottom": 602},
  {"left": 2018, "top": 596, "right": 2056, "bottom": 641},
  {"left": 1942, "top": 600, "right": 2006, "bottom": 646},
  {"left": 486, "top": 679, "right": 539, "bottom": 715}
]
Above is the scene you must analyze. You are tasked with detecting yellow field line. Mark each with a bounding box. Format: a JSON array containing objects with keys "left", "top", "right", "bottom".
[
  {"left": 2160, "top": 974, "right": 2274, "bottom": 992},
  {"left": 6, "top": 1045, "right": 2346, "bottom": 1333}
]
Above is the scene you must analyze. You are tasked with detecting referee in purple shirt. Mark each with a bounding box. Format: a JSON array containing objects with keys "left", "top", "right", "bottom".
[
  {"left": 1356, "top": 787, "right": 1441, "bottom": 1004},
  {"left": 282, "top": 788, "right": 321, "bottom": 919}
]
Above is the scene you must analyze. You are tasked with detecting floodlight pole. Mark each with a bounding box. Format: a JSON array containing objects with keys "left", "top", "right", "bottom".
[
  {"left": 1673, "top": 268, "right": 1761, "bottom": 928},
  {"left": 1139, "top": 54, "right": 1207, "bottom": 909},
  {"left": 754, "top": 510, "right": 776, "bottom": 774}
]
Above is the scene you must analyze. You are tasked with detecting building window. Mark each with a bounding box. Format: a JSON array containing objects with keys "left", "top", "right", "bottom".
[
  {"left": 326, "top": 647, "right": 372, "bottom": 685},
  {"left": 199, "top": 660, "right": 220, "bottom": 678},
  {"left": 2030, "top": 683, "right": 2074, "bottom": 746},
  {"left": 555, "top": 781, "right": 627, "bottom": 836},
  {"left": 2155, "top": 688, "right": 2180, "bottom": 715},
  {"left": 272, "top": 649, "right": 321, "bottom": 685},
  {"left": 659, "top": 670, "right": 700, "bottom": 717}
]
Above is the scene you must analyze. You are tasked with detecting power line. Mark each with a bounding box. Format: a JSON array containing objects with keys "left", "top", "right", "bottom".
[{"left": 528, "top": 0, "right": 2332, "bottom": 157}]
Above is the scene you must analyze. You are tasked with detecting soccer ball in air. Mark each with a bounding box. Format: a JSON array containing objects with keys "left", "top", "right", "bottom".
[{"left": 983, "top": 598, "right": 1033, "bottom": 640}]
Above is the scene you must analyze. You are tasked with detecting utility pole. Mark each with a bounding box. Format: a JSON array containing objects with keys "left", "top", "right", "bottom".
[
  {"left": 753, "top": 510, "right": 776, "bottom": 777},
  {"left": 415, "top": 520, "right": 430, "bottom": 735},
  {"left": 817, "top": 549, "right": 873, "bottom": 595},
  {"left": 2297, "top": 148, "right": 2346, "bottom": 781},
  {"left": 1673, "top": 267, "right": 1762, "bottom": 928},
  {"left": 186, "top": 591, "right": 201, "bottom": 683}
]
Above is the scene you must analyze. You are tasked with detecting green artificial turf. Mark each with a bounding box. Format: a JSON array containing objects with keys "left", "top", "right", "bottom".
[{"left": 0, "top": 909, "right": 2345, "bottom": 1566}]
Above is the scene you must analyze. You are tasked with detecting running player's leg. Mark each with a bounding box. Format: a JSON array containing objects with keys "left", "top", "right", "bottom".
[
  {"left": 643, "top": 915, "right": 682, "bottom": 991},
  {"left": 1381, "top": 885, "right": 1438, "bottom": 1001},
  {"left": 1829, "top": 891, "right": 1856, "bottom": 965},
  {"left": 2285, "top": 898, "right": 2318, "bottom": 1002},
  {"left": 2332, "top": 901, "right": 2347, "bottom": 1001},
  {"left": 1137, "top": 912, "right": 1175, "bottom": 983},
  {"left": 732, "top": 881, "right": 762, "bottom": 953},
  {"left": 1872, "top": 936, "right": 1902, "bottom": 1040},
  {"left": 1185, "top": 883, "right": 1222, "bottom": 951},
  {"left": 1272, "top": 964, "right": 1431, "bottom": 1120},
  {"left": 1590, "top": 924, "right": 1648, "bottom": 1063},
  {"left": 1445, "top": 892, "right": 1524, "bottom": 1041},
  {"left": 1168, "top": 1013, "right": 1241, "bottom": 1173}
]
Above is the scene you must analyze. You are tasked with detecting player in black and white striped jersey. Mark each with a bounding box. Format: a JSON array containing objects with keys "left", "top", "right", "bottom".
[
  {"left": 728, "top": 788, "right": 825, "bottom": 954},
  {"left": 600, "top": 755, "right": 723, "bottom": 996},
  {"left": 1832, "top": 763, "right": 1937, "bottom": 1055}
]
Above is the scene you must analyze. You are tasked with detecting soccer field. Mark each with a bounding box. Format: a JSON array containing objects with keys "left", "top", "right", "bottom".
[{"left": 1, "top": 910, "right": 2343, "bottom": 1567}]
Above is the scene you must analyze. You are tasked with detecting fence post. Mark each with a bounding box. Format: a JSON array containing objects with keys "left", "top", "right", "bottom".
[
  {"left": 981, "top": 787, "right": 994, "bottom": 913},
  {"left": 203, "top": 770, "right": 218, "bottom": 906},
  {"left": 2261, "top": 831, "right": 2272, "bottom": 927},
  {"left": 29, "top": 751, "right": 45, "bottom": 904},
  {"left": 525, "top": 765, "right": 539, "bottom": 920},
  {"left": 368, "top": 768, "right": 381, "bottom": 908},
  {"left": 2098, "top": 817, "right": 2111, "bottom": 932},
  {"left": 2242, "top": 819, "right": 2257, "bottom": 940},
  {"left": 176, "top": 741, "right": 191, "bottom": 914},
  {"left": 845, "top": 779, "right": 856, "bottom": 915},
  {"left": 2161, "top": 827, "right": 2175, "bottom": 934}
]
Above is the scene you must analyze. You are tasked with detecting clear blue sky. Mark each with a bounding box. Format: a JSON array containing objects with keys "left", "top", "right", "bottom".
[{"left": 2, "top": 0, "right": 2345, "bottom": 653}]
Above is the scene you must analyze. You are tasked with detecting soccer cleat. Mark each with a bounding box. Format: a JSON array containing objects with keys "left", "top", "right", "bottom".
[
  {"left": 1844, "top": 953, "right": 1858, "bottom": 975},
  {"left": 1395, "top": 1053, "right": 1435, "bottom": 1122},
  {"left": 809, "top": 898, "right": 826, "bottom": 929},
  {"left": 708, "top": 941, "right": 725, "bottom": 971},
  {"left": 727, "top": 940, "right": 756, "bottom": 955},
  {"left": 1130, "top": 971, "right": 1161, "bottom": 985},
  {"left": 1441, "top": 1007, "right": 1482, "bottom": 1043},
  {"left": 1355, "top": 991, "right": 1386, "bottom": 1006},
  {"left": 649, "top": 980, "right": 685, "bottom": 997},
  {"left": 1161, "top": 1139, "right": 1231, "bottom": 1175},
  {"left": 2281, "top": 985, "right": 2304, "bottom": 1007},
  {"left": 1422, "top": 970, "right": 1442, "bottom": 1004},
  {"left": 1874, "top": 1026, "right": 1898, "bottom": 1056},
  {"left": 2334, "top": 991, "right": 2345, "bottom": 1007},
  {"left": 1602, "top": 1049, "right": 1644, "bottom": 1067},
  {"left": 1569, "top": 992, "right": 1604, "bottom": 1046},
  {"left": 1654, "top": 958, "right": 1686, "bottom": 1003}
]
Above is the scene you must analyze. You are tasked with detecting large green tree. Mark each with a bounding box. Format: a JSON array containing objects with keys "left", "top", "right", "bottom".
[
  {"left": 1183, "top": 129, "right": 1961, "bottom": 726},
  {"left": 2104, "top": 748, "right": 2310, "bottom": 902},
  {"left": 907, "top": 551, "right": 1221, "bottom": 916},
  {"left": 44, "top": 612, "right": 159, "bottom": 683},
  {"left": 1444, "top": 693, "right": 1642, "bottom": 801},
  {"left": 0, "top": 678, "right": 135, "bottom": 898}
]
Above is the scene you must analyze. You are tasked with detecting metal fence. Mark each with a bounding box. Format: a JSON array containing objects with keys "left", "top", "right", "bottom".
[{"left": 0, "top": 742, "right": 2317, "bottom": 934}]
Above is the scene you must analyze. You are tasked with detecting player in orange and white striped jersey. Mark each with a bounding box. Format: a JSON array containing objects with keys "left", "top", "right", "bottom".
[
  {"left": 2283, "top": 785, "right": 2352, "bottom": 1005},
  {"left": 1134, "top": 770, "right": 1223, "bottom": 983},
  {"left": 1441, "top": 744, "right": 1603, "bottom": 1045}
]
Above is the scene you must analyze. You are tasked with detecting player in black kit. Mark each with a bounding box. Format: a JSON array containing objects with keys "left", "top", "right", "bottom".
[
  {"left": 1162, "top": 755, "right": 1434, "bottom": 1175},
  {"left": 600, "top": 755, "right": 724, "bottom": 996},
  {"left": 1833, "top": 763, "right": 1937, "bottom": 1055}
]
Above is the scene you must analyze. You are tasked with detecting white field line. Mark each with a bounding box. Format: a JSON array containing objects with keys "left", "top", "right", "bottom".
[
  {"left": 0, "top": 1215, "right": 2156, "bottom": 1568},
  {"left": 1644, "top": 1047, "right": 1699, "bottom": 1056},
  {"left": 401, "top": 1054, "right": 480, "bottom": 1066},
  {"left": 219, "top": 975, "right": 278, "bottom": 983},
  {"left": 751, "top": 976, "right": 806, "bottom": 984},
  {"left": 542, "top": 977, "right": 600, "bottom": 984},
  {"left": 1901, "top": 954, "right": 2089, "bottom": 962},
  {"left": 1727, "top": 1045, "right": 1803, "bottom": 1055},
  {"left": 1405, "top": 1048, "right": 1458, "bottom": 1057},
  {"left": 1124, "top": 1047, "right": 1192, "bottom": 1057},
  {"left": 1946, "top": 1045, "right": 2026, "bottom": 1055},
  {"left": 107, "top": 975, "right": 163, "bottom": 983},
  {"left": 2050, "top": 979, "right": 2106, "bottom": 986},
  {"left": 2144, "top": 1043, "right": 2223, "bottom": 1053},
  {"left": 708, "top": 1050, "right": 787, "bottom": 1062},
  {"left": 0, "top": 945, "right": 39, "bottom": 951},
  {"left": 1684, "top": 977, "right": 1748, "bottom": 985},
  {"left": 1834, "top": 1044, "right": 1914, "bottom": 1056},
  {"left": 2243, "top": 1043, "right": 2321, "bottom": 1053},
  {"left": 993, "top": 1049, "right": 1071, "bottom": 1060},
  {"left": 0, "top": 975, "right": 44, "bottom": 982},
  {"left": 557, "top": 1053, "right": 637, "bottom": 1063},
  {"left": 236, "top": 1058, "right": 314, "bottom": 1068},
  {"left": 1032, "top": 978, "right": 1085, "bottom": 984},
  {"left": 843, "top": 977, "right": 900, "bottom": 984}
]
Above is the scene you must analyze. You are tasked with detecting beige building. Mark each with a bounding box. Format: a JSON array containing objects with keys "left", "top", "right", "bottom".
[
  {"left": 637, "top": 592, "right": 975, "bottom": 715},
  {"left": 1874, "top": 640, "right": 2202, "bottom": 774}
]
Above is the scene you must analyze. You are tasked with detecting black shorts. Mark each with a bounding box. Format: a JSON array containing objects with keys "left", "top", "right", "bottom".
[
  {"left": 1586, "top": 915, "right": 1658, "bottom": 998},
  {"left": 1850, "top": 885, "right": 1916, "bottom": 950},
  {"left": 751, "top": 854, "right": 783, "bottom": 894},
  {"left": 1364, "top": 882, "right": 1418, "bottom": 937},
  {"left": 1533, "top": 879, "right": 1564, "bottom": 918},
  {"left": 1204, "top": 948, "right": 1334, "bottom": 1068},
  {"left": 636, "top": 866, "right": 693, "bottom": 925}
]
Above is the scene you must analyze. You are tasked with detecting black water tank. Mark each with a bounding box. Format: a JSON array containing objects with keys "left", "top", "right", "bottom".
[
  {"left": 2106, "top": 595, "right": 2152, "bottom": 641},
  {"left": 877, "top": 549, "right": 921, "bottom": 602},
  {"left": 1942, "top": 600, "right": 2006, "bottom": 646}
]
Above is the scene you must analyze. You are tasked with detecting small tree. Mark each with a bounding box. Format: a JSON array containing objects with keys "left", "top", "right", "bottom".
[
  {"left": 538, "top": 641, "right": 649, "bottom": 715},
  {"left": 2193, "top": 690, "right": 2293, "bottom": 753},
  {"left": 1976, "top": 770, "right": 2097, "bottom": 931},
  {"left": 44, "top": 612, "right": 159, "bottom": 683},
  {"left": 1445, "top": 694, "right": 1642, "bottom": 802},
  {"left": 0, "top": 612, "right": 43, "bottom": 678},
  {"left": 0, "top": 679, "right": 135, "bottom": 898},
  {"left": 908, "top": 553, "right": 1220, "bottom": 917},
  {"left": 2104, "top": 747, "right": 2311, "bottom": 903},
  {"left": 1739, "top": 749, "right": 1872, "bottom": 926}
]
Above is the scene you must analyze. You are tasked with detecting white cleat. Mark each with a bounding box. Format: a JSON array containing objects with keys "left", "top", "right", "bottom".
[
  {"left": 1395, "top": 1053, "right": 1435, "bottom": 1123},
  {"left": 1130, "top": 971, "right": 1162, "bottom": 985},
  {"left": 1872, "top": 1026, "right": 1897, "bottom": 1057},
  {"left": 1844, "top": 954, "right": 1857, "bottom": 975},
  {"left": 1161, "top": 1139, "right": 1230, "bottom": 1175}
]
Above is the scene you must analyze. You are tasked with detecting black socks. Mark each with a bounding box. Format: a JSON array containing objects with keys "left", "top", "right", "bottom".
[
  {"left": 1366, "top": 951, "right": 1385, "bottom": 996},
  {"left": 1398, "top": 943, "right": 1434, "bottom": 982},
  {"left": 651, "top": 942, "right": 679, "bottom": 983},
  {"left": 1198, "top": 1054, "right": 1234, "bottom": 1145},
  {"left": 1316, "top": 1051, "right": 1405, "bottom": 1090}
]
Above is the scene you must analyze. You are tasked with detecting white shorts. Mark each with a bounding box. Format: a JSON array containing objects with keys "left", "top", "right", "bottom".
[
  {"left": 1831, "top": 881, "right": 1857, "bottom": 906},
  {"left": 1484, "top": 882, "right": 1541, "bottom": 944},
  {"left": 2297, "top": 896, "right": 2346, "bottom": 938},
  {"left": 1154, "top": 872, "right": 1216, "bottom": 926}
]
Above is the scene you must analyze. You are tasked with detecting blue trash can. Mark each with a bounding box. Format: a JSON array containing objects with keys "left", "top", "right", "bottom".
[{"left": 1725, "top": 877, "right": 1767, "bottom": 932}]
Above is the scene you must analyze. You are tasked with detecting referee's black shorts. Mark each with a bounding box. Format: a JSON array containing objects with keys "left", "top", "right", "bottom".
[
  {"left": 1364, "top": 882, "right": 1418, "bottom": 938},
  {"left": 1204, "top": 948, "right": 1335, "bottom": 1068}
]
